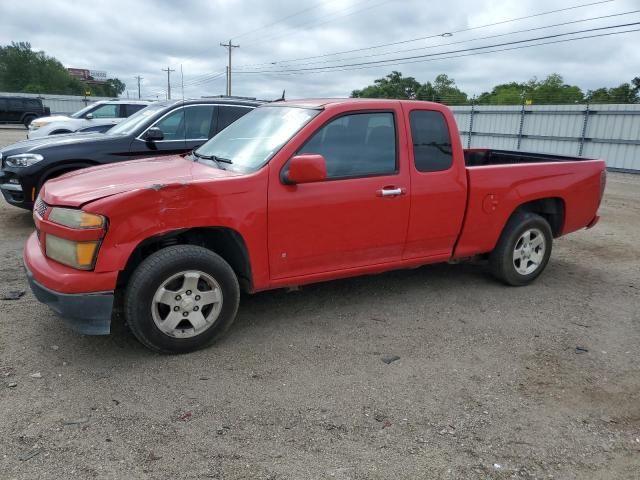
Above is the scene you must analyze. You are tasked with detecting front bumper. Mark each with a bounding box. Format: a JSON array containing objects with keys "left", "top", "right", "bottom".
[
  {"left": 0, "top": 171, "right": 32, "bottom": 209},
  {"left": 24, "top": 232, "right": 117, "bottom": 335},
  {"left": 25, "top": 266, "right": 114, "bottom": 335}
]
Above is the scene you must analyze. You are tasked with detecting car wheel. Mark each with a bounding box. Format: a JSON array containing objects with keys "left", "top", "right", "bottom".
[
  {"left": 125, "top": 245, "right": 240, "bottom": 353},
  {"left": 22, "top": 115, "right": 36, "bottom": 127},
  {"left": 489, "top": 212, "right": 553, "bottom": 286}
]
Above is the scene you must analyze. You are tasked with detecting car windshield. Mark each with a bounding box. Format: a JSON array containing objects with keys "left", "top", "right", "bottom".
[
  {"left": 194, "top": 106, "right": 319, "bottom": 173},
  {"left": 70, "top": 103, "right": 99, "bottom": 118},
  {"left": 106, "top": 104, "right": 164, "bottom": 136}
]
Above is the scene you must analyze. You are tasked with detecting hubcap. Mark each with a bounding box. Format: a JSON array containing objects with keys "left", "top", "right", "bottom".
[
  {"left": 151, "top": 270, "right": 223, "bottom": 338},
  {"left": 513, "top": 228, "right": 546, "bottom": 275}
]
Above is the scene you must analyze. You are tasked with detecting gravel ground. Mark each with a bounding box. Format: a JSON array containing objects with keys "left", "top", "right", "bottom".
[{"left": 0, "top": 127, "right": 639, "bottom": 479}]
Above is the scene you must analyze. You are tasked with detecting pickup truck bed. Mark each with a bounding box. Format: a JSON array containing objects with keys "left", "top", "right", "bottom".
[{"left": 464, "top": 149, "right": 592, "bottom": 167}]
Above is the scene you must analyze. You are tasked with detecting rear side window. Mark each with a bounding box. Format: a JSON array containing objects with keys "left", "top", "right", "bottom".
[
  {"left": 298, "top": 112, "right": 397, "bottom": 179},
  {"left": 409, "top": 110, "right": 453, "bottom": 172},
  {"left": 123, "top": 104, "right": 146, "bottom": 117},
  {"left": 26, "top": 99, "right": 40, "bottom": 109},
  {"left": 184, "top": 105, "right": 216, "bottom": 139},
  {"left": 217, "top": 106, "right": 251, "bottom": 133},
  {"left": 8, "top": 99, "right": 24, "bottom": 110}
]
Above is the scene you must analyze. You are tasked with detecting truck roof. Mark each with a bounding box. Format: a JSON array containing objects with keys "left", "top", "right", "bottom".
[{"left": 268, "top": 98, "right": 445, "bottom": 109}]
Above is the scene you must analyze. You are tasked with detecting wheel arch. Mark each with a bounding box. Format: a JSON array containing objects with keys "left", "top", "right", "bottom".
[
  {"left": 117, "top": 227, "right": 253, "bottom": 293},
  {"left": 508, "top": 197, "right": 565, "bottom": 238},
  {"left": 38, "top": 161, "right": 100, "bottom": 188}
]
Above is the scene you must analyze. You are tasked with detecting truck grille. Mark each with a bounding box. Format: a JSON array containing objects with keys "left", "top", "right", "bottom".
[{"left": 34, "top": 197, "right": 49, "bottom": 218}]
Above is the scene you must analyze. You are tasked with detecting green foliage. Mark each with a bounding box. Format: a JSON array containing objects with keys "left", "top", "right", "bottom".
[
  {"left": 351, "top": 71, "right": 468, "bottom": 105},
  {"left": 586, "top": 83, "right": 639, "bottom": 104},
  {"left": 0, "top": 41, "right": 125, "bottom": 97},
  {"left": 352, "top": 71, "right": 638, "bottom": 105},
  {"left": 477, "top": 74, "right": 583, "bottom": 105}
]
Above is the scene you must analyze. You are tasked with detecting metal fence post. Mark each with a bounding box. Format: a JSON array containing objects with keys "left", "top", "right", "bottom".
[
  {"left": 516, "top": 100, "right": 526, "bottom": 150},
  {"left": 467, "top": 97, "right": 476, "bottom": 149},
  {"left": 578, "top": 102, "right": 590, "bottom": 157}
]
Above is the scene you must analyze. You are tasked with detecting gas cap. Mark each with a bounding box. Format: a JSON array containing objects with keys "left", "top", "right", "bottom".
[{"left": 482, "top": 193, "right": 499, "bottom": 214}]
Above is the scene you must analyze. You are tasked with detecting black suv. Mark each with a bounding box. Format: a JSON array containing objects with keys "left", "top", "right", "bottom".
[
  {"left": 0, "top": 98, "right": 263, "bottom": 209},
  {"left": 0, "top": 96, "right": 51, "bottom": 127}
]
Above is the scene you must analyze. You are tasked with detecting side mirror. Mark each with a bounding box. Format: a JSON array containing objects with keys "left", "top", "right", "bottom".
[
  {"left": 285, "top": 154, "right": 327, "bottom": 184},
  {"left": 85, "top": 113, "right": 94, "bottom": 120},
  {"left": 144, "top": 127, "right": 164, "bottom": 142}
]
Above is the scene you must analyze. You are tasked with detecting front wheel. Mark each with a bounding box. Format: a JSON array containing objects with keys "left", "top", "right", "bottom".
[
  {"left": 489, "top": 212, "right": 553, "bottom": 286},
  {"left": 125, "top": 245, "right": 240, "bottom": 353}
]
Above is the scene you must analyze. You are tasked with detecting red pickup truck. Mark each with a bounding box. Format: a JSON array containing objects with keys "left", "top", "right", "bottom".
[{"left": 25, "top": 99, "right": 606, "bottom": 353}]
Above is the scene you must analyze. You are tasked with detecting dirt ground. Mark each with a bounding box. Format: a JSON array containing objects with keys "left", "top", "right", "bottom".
[{"left": 0, "top": 127, "right": 638, "bottom": 479}]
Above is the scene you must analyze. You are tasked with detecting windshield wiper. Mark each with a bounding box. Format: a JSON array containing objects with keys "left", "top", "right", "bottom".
[{"left": 192, "top": 151, "right": 233, "bottom": 164}]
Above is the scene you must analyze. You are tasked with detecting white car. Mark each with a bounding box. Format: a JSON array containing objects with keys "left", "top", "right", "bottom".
[{"left": 27, "top": 100, "right": 151, "bottom": 139}]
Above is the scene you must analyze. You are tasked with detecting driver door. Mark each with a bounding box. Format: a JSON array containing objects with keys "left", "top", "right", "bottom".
[{"left": 267, "top": 109, "right": 411, "bottom": 280}]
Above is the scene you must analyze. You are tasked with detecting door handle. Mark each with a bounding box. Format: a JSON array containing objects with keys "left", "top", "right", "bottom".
[{"left": 377, "top": 187, "right": 405, "bottom": 197}]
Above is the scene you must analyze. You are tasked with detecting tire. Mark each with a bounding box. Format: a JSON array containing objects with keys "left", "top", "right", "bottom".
[
  {"left": 489, "top": 212, "right": 553, "bottom": 286},
  {"left": 124, "top": 245, "right": 240, "bottom": 353},
  {"left": 22, "top": 115, "right": 36, "bottom": 127}
]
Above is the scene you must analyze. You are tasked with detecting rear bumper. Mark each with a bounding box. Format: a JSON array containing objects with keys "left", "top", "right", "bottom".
[
  {"left": 586, "top": 214, "right": 600, "bottom": 229},
  {"left": 26, "top": 267, "right": 113, "bottom": 335}
]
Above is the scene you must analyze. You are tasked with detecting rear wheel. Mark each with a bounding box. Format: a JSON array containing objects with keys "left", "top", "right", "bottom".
[
  {"left": 22, "top": 114, "right": 36, "bottom": 127},
  {"left": 125, "top": 245, "right": 240, "bottom": 353},
  {"left": 489, "top": 212, "right": 552, "bottom": 286}
]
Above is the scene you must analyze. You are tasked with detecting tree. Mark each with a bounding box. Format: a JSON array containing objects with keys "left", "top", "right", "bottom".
[
  {"left": 351, "top": 71, "right": 423, "bottom": 99},
  {"left": 351, "top": 71, "right": 468, "bottom": 104},
  {"left": 586, "top": 83, "right": 639, "bottom": 104},
  {"left": 0, "top": 41, "right": 125, "bottom": 97},
  {"left": 477, "top": 74, "right": 583, "bottom": 105}
]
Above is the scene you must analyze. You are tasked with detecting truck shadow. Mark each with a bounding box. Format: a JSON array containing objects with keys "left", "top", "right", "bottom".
[{"left": 37, "top": 255, "right": 605, "bottom": 358}]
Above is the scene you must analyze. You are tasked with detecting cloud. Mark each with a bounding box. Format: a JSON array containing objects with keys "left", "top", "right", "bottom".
[{"left": 1, "top": 0, "right": 638, "bottom": 100}]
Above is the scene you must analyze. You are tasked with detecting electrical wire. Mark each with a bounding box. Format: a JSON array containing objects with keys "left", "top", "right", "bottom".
[
  {"left": 234, "top": 0, "right": 615, "bottom": 69},
  {"left": 234, "top": 22, "right": 640, "bottom": 74}
]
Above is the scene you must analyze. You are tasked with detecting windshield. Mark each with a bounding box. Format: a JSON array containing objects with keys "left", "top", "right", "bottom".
[
  {"left": 70, "top": 103, "right": 99, "bottom": 118},
  {"left": 194, "top": 106, "right": 319, "bottom": 173},
  {"left": 106, "top": 103, "right": 164, "bottom": 136}
]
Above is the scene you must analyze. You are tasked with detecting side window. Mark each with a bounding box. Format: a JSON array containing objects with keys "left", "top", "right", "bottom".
[
  {"left": 90, "top": 104, "right": 119, "bottom": 118},
  {"left": 26, "top": 99, "right": 40, "bottom": 109},
  {"left": 124, "top": 104, "right": 146, "bottom": 117},
  {"left": 298, "top": 112, "right": 396, "bottom": 179},
  {"left": 409, "top": 110, "right": 453, "bottom": 172},
  {"left": 8, "top": 99, "right": 23, "bottom": 110},
  {"left": 216, "top": 106, "right": 250, "bottom": 133},
  {"left": 184, "top": 105, "right": 216, "bottom": 139},
  {"left": 152, "top": 108, "right": 185, "bottom": 140},
  {"left": 0, "top": 99, "right": 6, "bottom": 110}
]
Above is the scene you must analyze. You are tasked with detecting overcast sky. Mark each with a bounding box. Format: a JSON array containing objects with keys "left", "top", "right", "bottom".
[{"left": 1, "top": 0, "right": 639, "bottom": 100}]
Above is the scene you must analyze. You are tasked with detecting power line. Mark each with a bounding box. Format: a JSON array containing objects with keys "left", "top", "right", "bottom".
[
  {"left": 229, "top": 0, "right": 336, "bottom": 41},
  {"left": 235, "top": 21, "right": 640, "bottom": 74},
  {"left": 235, "top": 0, "right": 614, "bottom": 70},
  {"left": 240, "top": 10, "right": 640, "bottom": 71},
  {"left": 241, "top": 0, "right": 393, "bottom": 47},
  {"left": 233, "top": 26, "right": 640, "bottom": 77}
]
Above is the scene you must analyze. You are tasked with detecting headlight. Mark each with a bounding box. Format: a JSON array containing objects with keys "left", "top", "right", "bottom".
[
  {"left": 4, "top": 153, "right": 44, "bottom": 167},
  {"left": 48, "top": 207, "right": 105, "bottom": 229},
  {"left": 45, "top": 235, "right": 100, "bottom": 270}
]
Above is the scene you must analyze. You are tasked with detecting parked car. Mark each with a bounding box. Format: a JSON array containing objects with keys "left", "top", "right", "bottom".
[
  {"left": 0, "top": 96, "right": 50, "bottom": 127},
  {"left": 24, "top": 99, "right": 606, "bottom": 353},
  {"left": 27, "top": 100, "right": 151, "bottom": 139},
  {"left": 0, "top": 98, "right": 263, "bottom": 209}
]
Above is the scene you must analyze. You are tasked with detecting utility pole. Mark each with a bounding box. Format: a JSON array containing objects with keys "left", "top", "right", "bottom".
[
  {"left": 220, "top": 39, "right": 239, "bottom": 96},
  {"left": 161, "top": 67, "right": 175, "bottom": 100},
  {"left": 134, "top": 75, "right": 143, "bottom": 99}
]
